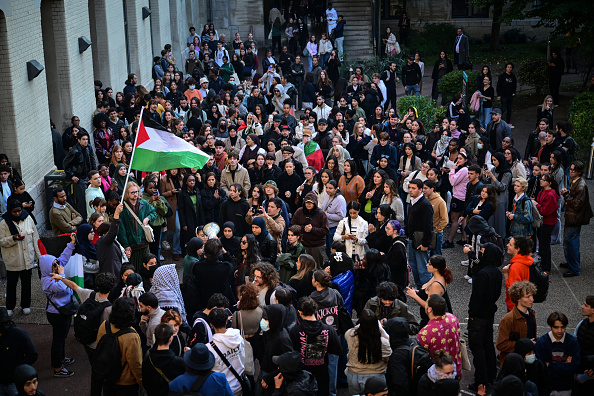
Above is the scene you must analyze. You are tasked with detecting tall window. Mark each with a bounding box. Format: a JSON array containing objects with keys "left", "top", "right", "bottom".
[
  {"left": 452, "top": 0, "right": 489, "bottom": 18},
  {"left": 381, "top": 0, "right": 407, "bottom": 19}
]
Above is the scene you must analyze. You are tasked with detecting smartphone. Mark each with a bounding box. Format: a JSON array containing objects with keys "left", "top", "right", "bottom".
[
  {"left": 153, "top": 190, "right": 159, "bottom": 196},
  {"left": 483, "top": 164, "right": 488, "bottom": 170},
  {"left": 252, "top": 205, "right": 261, "bottom": 215}
]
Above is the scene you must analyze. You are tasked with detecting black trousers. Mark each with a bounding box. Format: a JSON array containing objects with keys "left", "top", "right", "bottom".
[
  {"left": 537, "top": 223, "right": 554, "bottom": 272},
  {"left": 468, "top": 316, "right": 497, "bottom": 385},
  {"left": 6, "top": 269, "right": 32, "bottom": 310},
  {"left": 384, "top": 88, "right": 397, "bottom": 111},
  {"left": 500, "top": 95, "right": 514, "bottom": 124},
  {"left": 46, "top": 312, "right": 72, "bottom": 368}
]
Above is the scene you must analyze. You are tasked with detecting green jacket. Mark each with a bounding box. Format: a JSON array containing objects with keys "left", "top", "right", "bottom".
[
  {"left": 142, "top": 192, "right": 171, "bottom": 227},
  {"left": 118, "top": 199, "right": 157, "bottom": 248}
]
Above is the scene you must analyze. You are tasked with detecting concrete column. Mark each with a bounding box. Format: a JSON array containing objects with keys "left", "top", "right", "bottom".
[
  {"left": 0, "top": 0, "right": 53, "bottom": 225},
  {"left": 169, "top": 0, "right": 187, "bottom": 64},
  {"left": 149, "top": 0, "right": 171, "bottom": 53},
  {"left": 126, "top": 0, "right": 153, "bottom": 86},
  {"left": 41, "top": 0, "right": 95, "bottom": 133},
  {"left": 88, "top": 0, "right": 128, "bottom": 91}
]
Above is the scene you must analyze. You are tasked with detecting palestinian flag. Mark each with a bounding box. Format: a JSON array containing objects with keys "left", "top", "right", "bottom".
[{"left": 130, "top": 112, "right": 209, "bottom": 171}]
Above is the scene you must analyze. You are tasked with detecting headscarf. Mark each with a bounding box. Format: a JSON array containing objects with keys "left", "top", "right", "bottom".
[
  {"left": 113, "top": 164, "right": 137, "bottom": 195},
  {"left": 186, "top": 237, "right": 204, "bottom": 259},
  {"left": 76, "top": 224, "right": 97, "bottom": 260},
  {"left": 251, "top": 216, "right": 270, "bottom": 246},
  {"left": 498, "top": 353, "right": 527, "bottom": 382},
  {"left": 435, "top": 134, "right": 451, "bottom": 157},
  {"left": 492, "top": 152, "right": 511, "bottom": 179},
  {"left": 1, "top": 200, "right": 29, "bottom": 236},
  {"left": 221, "top": 221, "right": 240, "bottom": 256},
  {"left": 494, "top": 375, "right": 524, "bottom": 396},
  {"left": 151, "top": 264, "right": 186, "bottom": 318},
  {"left": 384, "top": 317, "right": 410, "bottom": 349},
  {"left": 262, "top": 304, "right": 286, "bottom": 334}
]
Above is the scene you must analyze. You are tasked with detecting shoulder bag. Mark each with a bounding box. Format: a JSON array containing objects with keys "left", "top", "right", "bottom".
[
  {"left": 239, "top": 311, "right": 255, "bottom": 376},
  {"left": 124, "top": 202, "right": 154, "bottom": 243},
  {"left": 46, "top": 292, "right": 79, "bottom": 316},
  {"left": 210, "top": 341, "right": 252, "bottom": 395}
]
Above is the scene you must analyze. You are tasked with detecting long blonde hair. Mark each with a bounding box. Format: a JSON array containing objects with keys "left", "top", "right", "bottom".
[
  {"left": 291, "top": 254, "right": 316, "bottom": 281},
  {"left": 541, "top": 95, "right": 553, "bottom": 111}
]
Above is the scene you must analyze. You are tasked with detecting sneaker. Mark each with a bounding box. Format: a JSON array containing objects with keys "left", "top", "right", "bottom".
[
  {"left": 457, "top": 228, "right": 462, "bottom": 234},
  {"left": 6, "top": 310, "right": 12, "bottom": 316},
  {"left": 442, "top": 241, "right": 454, "bottom": 249},
  {"left": 559, "top": 262, "right": 569, "bottom": 268},
  {"left": 62, "top": 357, "right": 75, "bottom": 366},
  {"left": 464, "top": 274, "right": 471, "bottom": 280},
  {"left": 509, "top": 124, "right": 515, "bottom": 129},
  {"left": 159, "top": 255, "right": 165, "bottom": 261},
  {"left": 161, "top": 241, "right": 171, "bottom": 251},
  {"left": 468, "top": 278, "right": 473, "bottom": 284},
  {"left": 54, "top": 367, "right": 74, "bottom": 377},
  {"left": 461, "top": 260, "right": 469, "bottom": 267},
  {"left": 22, "top": 308, "right": 31, "bottom": 315},
  {"left": 563, "top": 271, "right": 579, "bottom": 278}
]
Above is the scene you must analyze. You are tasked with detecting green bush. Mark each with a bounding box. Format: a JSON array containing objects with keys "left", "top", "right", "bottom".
[
  {"left": 437, "top": 70, "right": 480, "bottom": 104},
  {"left": 406, "top": 23, "right": 458, "bottom": 59},
  {"left": 339, "top": 55, "right": 406, "bottom": 81},
  {"left": 397, "top": 95, "right": 445, "bottom": 127},
  {"left": 568, "top": 91, "right": 594, "bottom": 160},
  {"left": 517, "top": 59, "right": 548, "bottom": 95}
]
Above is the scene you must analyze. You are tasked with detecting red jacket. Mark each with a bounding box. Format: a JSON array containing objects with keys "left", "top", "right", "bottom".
[
  {"left": 536, "top": 188, "right": 559, "bottom": 226},
  {"left": 505, "top": 254, "right": 533, "bottom": 311}
]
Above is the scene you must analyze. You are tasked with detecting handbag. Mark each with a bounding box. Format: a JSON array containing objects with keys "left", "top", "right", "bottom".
[
  {"left": 47, "top": 293, "right": 79, "bottom": 316},
  {"left": 413, "top": 231, "right": 437, "bottom": 251},
  {"left": 460, "top": 339, "right": 471, "bottom": 370},
  {"left": 210, "top": 341, "right": 252, "bottom": 395},
  {"left": 239, "top": 311, "right": 255, "bottom": 376},
  {"left": 338, "top": 307, "right": 354, "bottom": 334},
  {"left": 303, "top": 47, "right": 309, "bottom": 57},
  {"left": 124, "top": 202, "right": 155, "bottom": 243}
]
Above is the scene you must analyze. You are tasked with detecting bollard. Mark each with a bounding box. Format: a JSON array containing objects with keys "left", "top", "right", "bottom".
[{"left": 587, "top": 138, "right": 594, "bottom": 179}]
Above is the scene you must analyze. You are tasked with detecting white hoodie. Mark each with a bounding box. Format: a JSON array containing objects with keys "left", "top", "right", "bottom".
[{"left": 207, "top": 328, "right": 245, "bottom": 395}]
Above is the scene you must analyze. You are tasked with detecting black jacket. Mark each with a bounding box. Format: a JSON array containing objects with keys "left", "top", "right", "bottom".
[
  {"left": 219, "top": 197, "right": 251, "bottom": 237},
  {"left": 496, "top": 72, "right": 517, "bottom": 97},
  {"left": 385, "top": 318, "right": 413, "bottom": 396},
  {"left": 468, "top": 250, "right": 503, "bottom": 319},
  {"left": 96, "top": 219, "right": 123, "bottom": 277},
  {"left": 200, "top": 187, "right": 226, "bottom": 224},
  {"left": 178, "top": 188, "right": 205, "bottom": 245},
  {"left": 406, "top": 195, "right": 433, "bottom": 247},
  {"left": 402, "top": 62, "right": 422, "bottom": 86},
  {"left": 191, "top": 255, "right": 236, "bottom": 311},
  {"left": 0, "top": 325, "right": 38, "bottom": 385},
  {"left": 63, "top": 143, "right": 97, "bottom": 180},
  {"left": 141, "top": 348, "right": 185, "bottom": 396}
]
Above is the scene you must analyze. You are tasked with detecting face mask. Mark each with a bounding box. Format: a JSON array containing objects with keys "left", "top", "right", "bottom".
[
  {"left": 525, "top": 354, "right": 536, "bottom": 364},
  {"left": 440, "top": 136, "right": 448, "bottom": 144},
  {"left": 260, "top": 318, "right": 270, "bottom": 332},
  {"left": 304, "top": 136, "right": 311, "bottom": 143},
  {"left": 189, "top": 85, "right": 196, "bottom": 90},
  {"left": 477, "top": 143, "right": 483, "bottom": 150}
]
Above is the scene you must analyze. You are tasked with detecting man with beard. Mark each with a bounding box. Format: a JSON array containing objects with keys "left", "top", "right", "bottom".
[{"left": 138, "top": 292, "right": 165, "bottom": 349}]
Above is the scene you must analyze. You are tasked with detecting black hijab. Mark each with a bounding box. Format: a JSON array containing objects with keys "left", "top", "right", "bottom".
[
  {"left": 2, "top": 200, "right": 29, "bottom": 236},
  {"left": 492, "top": 152, "right": 511, "bottom": 181},
  {"left": 220, "top": 221, "right": 240, "bottom": 258}
]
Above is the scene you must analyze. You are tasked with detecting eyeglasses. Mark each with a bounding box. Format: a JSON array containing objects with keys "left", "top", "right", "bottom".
[
  {"left": 129, "top": 190, "right": 139, "bottom": 194},
  {"left": 569, "top": 168, "right": 576, "bottom": 172},
  {"left": 240, "top": 240, "right": 247, "bottom": 244}
]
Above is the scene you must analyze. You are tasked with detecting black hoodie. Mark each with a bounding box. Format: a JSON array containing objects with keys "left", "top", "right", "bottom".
[
  {"left": 0, "top": 324, "right": 38, "bottom": 386},
  {"left": 385, "top": 318, "right": 413, "bottom": 396},
  {"left": 262, "top": 304, "right": 294, "bottom": 373},
  {"left": 468, "top": 242, "right": 503, "bottom": 319},
  {"left": 142, "top": 348, "right": 185, "bottom": 396}
]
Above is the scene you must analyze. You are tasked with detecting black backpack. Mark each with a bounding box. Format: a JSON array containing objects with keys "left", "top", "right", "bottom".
[
  {"left": 74, "top": 292, "right": 111, "bottom": 345},
  {"left": 529, "top": 263, "right": 549, "bottom": 303},
  {"left": 92, "top": 321, "right": 135, "bottom": 384},
  {"left": 399, "top": 338, "right": 433, "bottom": 394}
]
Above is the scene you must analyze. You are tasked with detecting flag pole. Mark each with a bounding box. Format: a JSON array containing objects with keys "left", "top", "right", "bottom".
[{"left": 120, "top": 107, "right": 144, "bottom": 205}]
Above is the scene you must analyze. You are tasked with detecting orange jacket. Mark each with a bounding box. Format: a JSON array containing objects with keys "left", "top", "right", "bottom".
[{"left": 505, "top": 254, "right": 533, "bottom": 311}]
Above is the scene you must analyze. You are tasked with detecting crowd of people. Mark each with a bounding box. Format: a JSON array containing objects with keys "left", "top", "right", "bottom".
[{"left": 0, "top": 6, "right": 593, "bottom": 396}]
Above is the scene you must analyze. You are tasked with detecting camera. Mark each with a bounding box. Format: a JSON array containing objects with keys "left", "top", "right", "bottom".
[{"left": 252, "top": 205, "right": 262, "bottom": 215}]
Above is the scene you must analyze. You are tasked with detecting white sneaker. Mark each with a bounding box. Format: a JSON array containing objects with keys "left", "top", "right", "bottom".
[
  {"left": 457, "top": 228, "right": 462, "bottom": 234},
  {"left": 509, "top": 124, "right": 515, "bottom": 129},
  {"left": 464, "top": 275, "right": 471, "bottom": 280},
  {"left": 159, "top": 255, "right": 165, "bottom": 261},
  {"left": 161, "top": 241, "right": 171, "bottom": 251},
  {"left": 461, "top": 260, "right": 469, "bottom": 267},
  {"left": 6, "top": 310, "right": 12, "bottom": 316},
  {"left": 23, "top": 308, "right": 31, "bottom": 315},
  {"left": 468, "top": 278, "right": 473, "bottom": 284}
]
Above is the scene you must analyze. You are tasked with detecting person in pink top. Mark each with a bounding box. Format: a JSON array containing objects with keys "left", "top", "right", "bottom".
[
  {"left": 531, "top": 173, "right": 559, "bottom": 273},
  {"left": 449, "top": 119, "right": 461, "bottom": 139},
  {"left": 417, "top": 294, "right": 462, "bottom": 378},
  {"left": 443, "top": 152, "right": 469, "bottom": 248}
]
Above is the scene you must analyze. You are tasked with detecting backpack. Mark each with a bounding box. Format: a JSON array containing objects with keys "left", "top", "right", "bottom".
[
  {"left": 92, "top": 321, "right": 135, "bottom": 384},
  {"left": 398, "top": 338, "right": 433, "bottom": 394},
  {"left": 529, "top": 263, "right": 549, "bottom": 303},
  {"left": 168, "top": 372, "right": 212, "bottom": 396},
  {"left": 74, "top": 292, "right": 112, "bottom": 345},
  {"left": 527, "top": 199, "right": 543, "bottom": 229}
]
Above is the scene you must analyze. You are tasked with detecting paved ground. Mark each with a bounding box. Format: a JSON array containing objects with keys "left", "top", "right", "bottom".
[{"left": 2, "top": 82, "right": 591, "bottom": 395}]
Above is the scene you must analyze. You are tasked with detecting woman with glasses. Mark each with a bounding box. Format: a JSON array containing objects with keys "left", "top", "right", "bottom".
[{"left": 236, "top": 234, "right": 261, "bottom": 286}]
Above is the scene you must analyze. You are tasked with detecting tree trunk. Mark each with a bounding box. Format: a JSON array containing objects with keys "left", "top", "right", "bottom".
[{"left": 489, "top": 0, "right": 504, "bottom": 51}]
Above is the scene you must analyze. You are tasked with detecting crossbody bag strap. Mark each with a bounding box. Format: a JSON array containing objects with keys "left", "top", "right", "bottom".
[
  {"left": 210, "top": 341, "right": 244, "bottom": 383},
  {"left": 149, "top": 355, "right": 171, "bottom": 383},
  {"left": 238, "top": 311, "right": 245, "bottom": 338},
  {"left": 124, "top": 202, "right": 143, "bottom": 227}
]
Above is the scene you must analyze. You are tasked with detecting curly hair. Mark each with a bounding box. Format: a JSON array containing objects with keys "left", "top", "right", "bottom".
[
  {"left": 508, "top": 280, "right": 537, "bottom": 305},
  {"left": 238, "top": 283, "right": 260, "bottom": 310},
  {"left": 251, "top": 261, "right": 279, "bottom": 289}
]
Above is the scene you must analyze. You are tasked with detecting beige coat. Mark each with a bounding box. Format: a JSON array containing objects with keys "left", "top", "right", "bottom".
[{"left": 0, "top": 216, "right": 41, "bottom": 271}]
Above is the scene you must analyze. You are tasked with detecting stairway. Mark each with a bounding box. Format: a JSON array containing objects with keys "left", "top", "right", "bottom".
[{"left": 331, "top": 0, "right": 375, "bottom": 60}]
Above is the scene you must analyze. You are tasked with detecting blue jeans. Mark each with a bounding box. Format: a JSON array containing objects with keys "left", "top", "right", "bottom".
[
  {"left": 328, "top": 353, "right": 339, "bottom": 396},
  {"left": 480, "top": 107, "right": 492, "bottom": 129},
  {"left": 405, "top": 84, "right": 420, "bottom": 96},
  {"left": 346, "top": 371, "right": 385, "bottom": 396},
  {"left": 563, "top": 226, "right": 581, "bottom": 274},
  {"left": 161, "top": 210, "right": 182, "bottom": 255},
  {"left": 320, "top": 53, "right": 330, "bottom": 69},
  {"left": 408, "top": 239, "right": 431, "bottom": 286},
  {"left": 307, "top": 55, "right": 313, "bottom": 72},
  {"left": 430, "top": 231, "right": 443, "bottom": 256},
  {"left": 335, "top": 37, "right": 344, "bottom": 59},
  {"left": 327, "top": 227, "right": 337, "bottom": 258}
]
